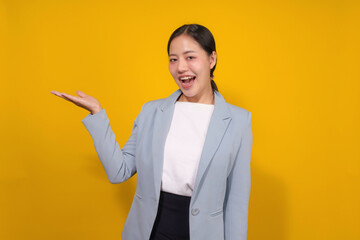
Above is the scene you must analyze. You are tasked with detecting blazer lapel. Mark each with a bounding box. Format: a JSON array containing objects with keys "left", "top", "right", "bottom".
[
  {"left": 193, "top": 91, "right": 232, "bottom": 197},
  {"left": 152, "top": 90, "right": 182, "bottom": 201},
  {"left": 151, "top": 90, "right": 231, "bottom": 201}
]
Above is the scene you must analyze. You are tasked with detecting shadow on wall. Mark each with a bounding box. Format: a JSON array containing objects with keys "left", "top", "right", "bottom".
[{"left": 248, "top": 160, "right": 288, "bottom": 240}]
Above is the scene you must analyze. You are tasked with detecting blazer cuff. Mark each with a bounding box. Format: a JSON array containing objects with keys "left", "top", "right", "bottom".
[{"left": 81, "top": 108, "right": 108, "bottom": 132}]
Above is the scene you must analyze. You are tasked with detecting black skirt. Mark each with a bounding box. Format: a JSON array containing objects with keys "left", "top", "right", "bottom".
[{"left": 149, "top": 191, "right": 191, "bottom": 240}]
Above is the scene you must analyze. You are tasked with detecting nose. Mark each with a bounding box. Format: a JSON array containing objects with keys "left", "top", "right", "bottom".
[{"left": 177, "top": 58, "right": 188, "bottom": 73}]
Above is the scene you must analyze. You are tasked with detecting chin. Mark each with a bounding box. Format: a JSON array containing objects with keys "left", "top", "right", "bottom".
[{"left": 180, "top": 88, "right": 198, "bottom": 98}]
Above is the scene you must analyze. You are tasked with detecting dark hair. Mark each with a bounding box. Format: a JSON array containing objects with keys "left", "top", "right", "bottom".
[{"left": 167, "top": 24, "right": 218, "bottom": 92}]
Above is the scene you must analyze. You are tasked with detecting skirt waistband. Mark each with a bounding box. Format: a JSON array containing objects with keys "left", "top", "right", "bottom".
[
  {"left": 150, "top": 191, "right": 191, "bottom": 240},
  {"left": 159, "top": 191, "right": 191, "bottom": 210}
]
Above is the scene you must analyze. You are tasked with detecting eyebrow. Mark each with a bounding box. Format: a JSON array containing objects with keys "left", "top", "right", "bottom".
[{"left": 169, "top": 50, "right": 196, "bottom": 57}]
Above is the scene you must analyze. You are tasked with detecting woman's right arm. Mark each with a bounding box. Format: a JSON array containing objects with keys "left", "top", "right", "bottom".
[
  {"left": 82, "top": 109, "right": 138, "bottom": 183},
  {"left": 51, "top": 90, "right": 137, "bottom": 183}
]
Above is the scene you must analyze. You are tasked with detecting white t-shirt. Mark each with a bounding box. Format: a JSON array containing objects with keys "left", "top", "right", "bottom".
[{"left": 161, "top": 101, "right": 214, "bottom": 196}]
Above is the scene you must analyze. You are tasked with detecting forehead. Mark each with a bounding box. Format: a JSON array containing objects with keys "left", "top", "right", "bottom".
[{"left": 169, "top": 35, "right": 203, "bottom": 54}]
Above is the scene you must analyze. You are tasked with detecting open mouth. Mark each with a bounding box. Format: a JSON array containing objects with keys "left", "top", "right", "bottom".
[{"left": 179, "top": 76, "right": 196, "bottom": 89}]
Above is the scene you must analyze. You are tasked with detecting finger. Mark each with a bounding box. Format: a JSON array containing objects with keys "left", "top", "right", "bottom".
[
  {"left": 76, "top": 90, "right": 87, "bottom": 98},
  {"left": 51, "top": 91, "right": 71, "bottom": 102},
  {"left": 61, "top": 92, "right": 78, "bottom": 100},
  {"left": 62, "top": 92, "right": 86, "bottom": 106},
  {"left": 61, "top": 93, "right": 78, "bottom": 103},
  {"left": 51, "top": 90, "right": 64, "bottom": 97},
  {"left": 60, "top": 93, "right": 75, "bottom": 101},
  {"left": 61, "top": 95, "right": 74, "bottom": 103}
]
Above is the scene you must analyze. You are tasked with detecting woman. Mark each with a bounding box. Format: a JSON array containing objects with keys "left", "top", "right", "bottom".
[{"left": 51, "top": 24, "right": 253, "bottom": 240}]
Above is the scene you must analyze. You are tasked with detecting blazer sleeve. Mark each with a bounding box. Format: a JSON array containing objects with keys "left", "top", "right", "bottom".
[
  {"left": 224, "top": 111, "right": 253, "bottom": 240},
  {"left": 82, "top": 109, "right": 138, "bottom": 184}
]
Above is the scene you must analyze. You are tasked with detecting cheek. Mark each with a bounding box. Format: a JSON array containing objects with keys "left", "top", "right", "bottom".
[
  {"left": 187, "top": 62, "right": 199, "bottom": 73},
  {"left": 168, "top": 65, "right": 178, "bottom": 80},
  {"left": 190, "top": 59, "right": 207, "bottom": 73},
  {"left": 168, "top": 64, "right": 175, "bottom": 76}
]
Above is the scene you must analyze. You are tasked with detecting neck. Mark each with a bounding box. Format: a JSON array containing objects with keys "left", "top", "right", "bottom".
[{"left": 178, "top": 90, "right": 215, "bottom": 105}]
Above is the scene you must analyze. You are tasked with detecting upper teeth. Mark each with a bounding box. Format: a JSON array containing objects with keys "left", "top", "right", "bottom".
[{"left": 180, "top": 76, "right": 194, "bottom": 80}]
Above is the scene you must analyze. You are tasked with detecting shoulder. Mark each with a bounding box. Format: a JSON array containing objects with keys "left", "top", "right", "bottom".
[
  {"left": 138, "top": 89, "right": 181, "bottom": 115},
  {"left": 134, "top": 96, "right": 171, "bottom": 124},
  {"left": 139, "top": 98, "right": 166, "bottom": 114},
  {"left": 227, "top": 103, "right": 251, "bottom": 119},
  {"left": 215, "top": 90, "right": 251, "bottom": 124},
  {"left": 226, "top": 103, "right": 252, "bottom": 133}
]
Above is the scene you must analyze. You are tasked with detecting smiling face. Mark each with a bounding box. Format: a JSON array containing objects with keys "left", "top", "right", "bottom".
[{"left": 168, "top": 34, "right": 217, "bottom": 104}]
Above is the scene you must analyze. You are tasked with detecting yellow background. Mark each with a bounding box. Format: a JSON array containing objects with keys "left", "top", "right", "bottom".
[{"left": 1, "top": 0, "right": 359, "bottom": 239}]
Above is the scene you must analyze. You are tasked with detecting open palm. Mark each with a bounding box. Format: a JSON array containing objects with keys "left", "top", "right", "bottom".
[{"left": 51, "top": 90, "right": 103, "bottom": 115}]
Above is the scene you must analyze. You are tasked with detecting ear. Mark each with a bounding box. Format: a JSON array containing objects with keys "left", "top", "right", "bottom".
[{"left": 209, "top": 51, "right": 217, "bottom": 70}]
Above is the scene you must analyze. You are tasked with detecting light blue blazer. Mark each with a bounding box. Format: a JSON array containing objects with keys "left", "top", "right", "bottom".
[{"left": 82, "top": 89, "right": 253, "bottom": 240}]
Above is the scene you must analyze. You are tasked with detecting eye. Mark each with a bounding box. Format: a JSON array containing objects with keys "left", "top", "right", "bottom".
[
  {"left": 186, "top": 56, "right": 195, "bottom": 60},
  {"left": 169, "top": 58, "right": 177, "bottom": 62}
]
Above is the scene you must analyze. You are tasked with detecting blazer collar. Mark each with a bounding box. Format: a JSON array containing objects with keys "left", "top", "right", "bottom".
[{"left": 159, "top": 89, "right": 231, "bottom": 120}]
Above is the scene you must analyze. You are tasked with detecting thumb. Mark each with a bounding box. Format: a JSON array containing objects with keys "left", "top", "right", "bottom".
[{"left": 76, "top": 90, "right": 87, "bottom": 98}]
